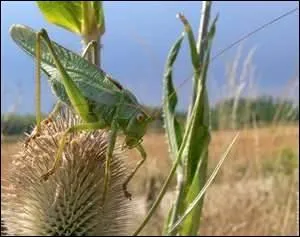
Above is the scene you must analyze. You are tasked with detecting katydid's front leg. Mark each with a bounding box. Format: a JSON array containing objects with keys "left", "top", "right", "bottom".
[
  {"left": 122, "top": 144, "right": 147, "bottom": 200},
  {"left": 42, "top": 101, "right": 63, "bottom": 124},
  {"left": 41, "top": 121, "right": 107, "bottom": 181}
]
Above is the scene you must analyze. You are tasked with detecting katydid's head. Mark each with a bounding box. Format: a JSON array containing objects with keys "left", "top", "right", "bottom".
[{"left": 124, "top": 109, "right": 153, "bottom": 148}]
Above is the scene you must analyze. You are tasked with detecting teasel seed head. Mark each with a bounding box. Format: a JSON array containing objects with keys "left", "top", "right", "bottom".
[{"left": 1, "top": 107, "right": 134, "bottom": 236}]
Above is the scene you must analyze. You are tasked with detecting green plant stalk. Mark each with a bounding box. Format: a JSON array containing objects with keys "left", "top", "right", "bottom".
[
  {"left": 133, "top": 63, "right": 212, "bottom": 235},
  {"left": 82, "top": 1, "right": 91, "bottom": 35},
  {"left": 132, "top": 28, "right": 220, "bottom": 235},
  {"left": 166, "top": 176, "right": 184, "bottom": 236},
  {"left": 162, "top": 205, "right": 173, "bottom": 234},
  {"left": 178, "top": 46, "right": 210, "bottom": 236},
  {"left": 178, "top": 15, "right": 218, "bottom": 234},
  {"left": 173, "top": 78, "right": 210, "bottom": 235},
  {"left": 182, "top": 4, "right": 213, "bottom": 187},
  {"left": 134, "top": 17, "right": 217, "bottom": 233},
  {"left": 81, "top": 1, "right": 102, "bottom": 66},
  {"left": 165, "top": 13, "right": 199, "bottom": 234},
  {"left": 167, "top": 5, "right": 216, "bottom": 234},
  {"left": 166, "top": 13, "right": 203, "bottom": 234}
]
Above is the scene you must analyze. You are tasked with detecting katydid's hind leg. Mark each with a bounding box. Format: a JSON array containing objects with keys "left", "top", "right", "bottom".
[
  {"left": 39, "top": 29, "right": 94, "bottom": 123},
  {"left": 24, "top": 31, "right": 43, "bottom": 148},
  {"left": 41, "top": 121, "right": 107, "bottom": 181},
  {"left": 122, "top": 144, "right": 147, "bottom": 200},
  {"left": 102, "top": 121, "right": 118, "bottom": 203}
]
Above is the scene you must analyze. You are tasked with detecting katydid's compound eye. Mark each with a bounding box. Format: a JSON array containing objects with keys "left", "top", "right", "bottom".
[{"left": 136, "top": 113, "right": 145, "bottom": 122}]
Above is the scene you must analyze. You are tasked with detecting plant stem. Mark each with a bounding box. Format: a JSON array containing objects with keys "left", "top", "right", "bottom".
[
  {"left": 188, "top": 1, "right": 211, "bottom": 119},
  {"left": 82, "top": 1, "right": 101, "bottom": 67},
  {"left": 167, "top": 172, "right": 184, "bottom": 235},
  {"left": 168, "top": 2, "right": 212, "bottom": 234}
]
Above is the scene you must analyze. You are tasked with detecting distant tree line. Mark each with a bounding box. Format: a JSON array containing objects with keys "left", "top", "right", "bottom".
[
  {"left": 210, "top": 96, "right": 299, "bottom": 130},
  {"left": 1, "top": 96, "right": 299, "bottom": 136},
  {"left": 1, "top": 114, "right": 38, "bottom": 136}
]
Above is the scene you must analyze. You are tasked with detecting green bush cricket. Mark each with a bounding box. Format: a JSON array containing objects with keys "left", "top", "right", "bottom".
[{"left": 10, "top": 24, "right": 154, "bottom": 201}]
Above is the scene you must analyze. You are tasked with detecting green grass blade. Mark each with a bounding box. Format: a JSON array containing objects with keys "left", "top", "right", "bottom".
[
  {"left": 177, "top": 13, "right": 200, "bottom": 70},
  {"left": 162, "top": 33, "right": 186, "bottom": 235},
  {"left": 162, "top": 205, "right": 173, "bottom": 235},
  {"left": 163, "top": 33, "right": 185, "bottom": 161},
  {"left": 92, "top": 1, "right": 105, "bottom": 35},
  {"left": 179, "top": 133, "right": 209, "bottom": 235},
  {"left": 168, "top": 132, "right": 240, "bottom": 234}
]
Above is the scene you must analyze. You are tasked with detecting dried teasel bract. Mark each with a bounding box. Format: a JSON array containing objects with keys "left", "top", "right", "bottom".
[{"left": 1, "top": 107, "right": 134, "bottom": 236}]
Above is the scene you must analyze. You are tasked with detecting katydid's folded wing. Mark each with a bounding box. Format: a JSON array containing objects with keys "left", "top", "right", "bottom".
[
  {"left": 47, "top": 65, "right": 124, "bottom": 108},
  {"left": 10, "top": 24, "right": 127, "bottom": 110},
  {"left": 10, "top": 24, "right": 122, "bottom": 93}
]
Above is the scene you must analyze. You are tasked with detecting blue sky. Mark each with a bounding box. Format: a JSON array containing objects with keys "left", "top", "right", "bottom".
[{"left": 1, "top": 1, "right": 299, "bottom": 114}]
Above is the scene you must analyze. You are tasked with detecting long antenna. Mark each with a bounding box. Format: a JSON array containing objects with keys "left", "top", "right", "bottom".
[
  {"left": 211, "top": 7, "right": 299, "bottom": 62},
  {"left": 173, "top": 7, "right": 299, "bottom": 100}
]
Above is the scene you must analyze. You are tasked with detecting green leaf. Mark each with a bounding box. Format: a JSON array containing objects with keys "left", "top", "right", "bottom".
[
  {"left": 163, "top": 33, "right": 185, "bottom": 161},
  {"left": 37, "top": 1, "right": 105, "bottom": 38},
  {"left": 177, "top": 13, "right": 200, "bottom": 71},
  {"left": 162, "top": 33, "right": 186, "bottom": 236},
  {"left": 37, "top": 1, "right": 82, "bottom": 34},
  {"left": 183, "top": 14, "right": 218, "bottom": 184},
  {"left": 81, "top": 1, "right": 105, "bottom": 37}
]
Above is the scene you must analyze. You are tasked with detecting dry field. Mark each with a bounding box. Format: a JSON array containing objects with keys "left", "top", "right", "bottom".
[{"left": 1, "top": 125, "right": 299, "bottom": 235}]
